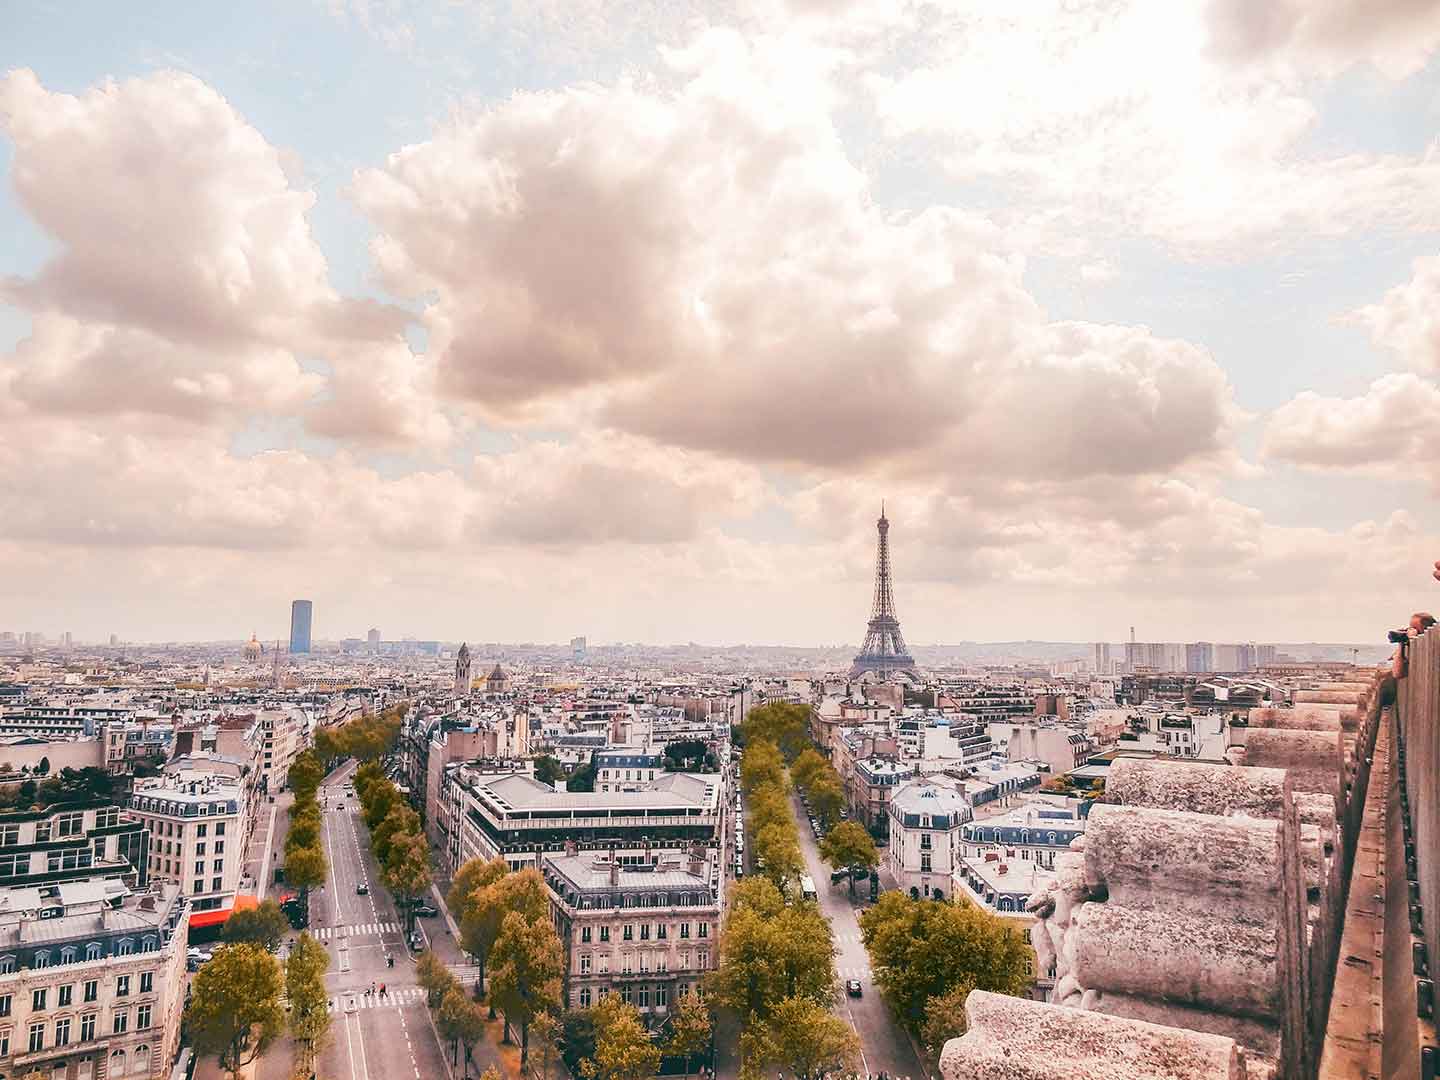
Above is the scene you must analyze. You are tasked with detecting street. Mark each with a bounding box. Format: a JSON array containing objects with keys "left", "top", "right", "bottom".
[
  {"left": 311, "top": 759, "right": 457, "bottom": 1080},
  {"left": 791, "top": 793, "right": 930, "bottom": 1080}
]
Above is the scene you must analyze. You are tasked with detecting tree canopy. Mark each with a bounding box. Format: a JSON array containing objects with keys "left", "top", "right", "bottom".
[
  {"left": 286, "top": 932, "right": 332, "bottom": 1076},
  {"left": 739, "top": 995, "right": 859, "bottom": 1080},
  {"left": 188, "top": 943, "right": 286, "bottom": 1080},
  {"left": 819, "top": 821, "right": 879, "bottom": 897},
  {"left": 221, "top": 899, "right": 291, "bottom": 952},
  {"left": 582, "top": 995, "right": 661, "bottom": 1080},
  {"left": 740, "top": 702, "right": 811, "bottom": 762},
  {"left": 488, "top": 910, "right": 565, "bottom": 1063},
  {"left": 858, "top": 892, "right": 1031, "bottom": 1037}
]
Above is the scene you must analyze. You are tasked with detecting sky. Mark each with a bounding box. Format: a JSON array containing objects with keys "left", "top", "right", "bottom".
[{"left": 3, "top": 0, "right": 1440, "bottom": 647}]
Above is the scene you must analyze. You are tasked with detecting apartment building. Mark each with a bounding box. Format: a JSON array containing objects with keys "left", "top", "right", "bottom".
[
  {"left": 128, "top": 758, "right": 250, "bottom": 914},
  {"left": 593, "top": 750, "right": 663, "bottom": 793},
  {"left": 0, "top": 801, "right": 149, "bottom": 890},
  {"left": 258, "top": 708, "right": 306, "bottom": 793},
  {"left": 438, "top": 766, "right": 720, "bottom": 875},
  {"left": 542, "top": 850, "right": 719, "bottom": 1015},
  {"left": 886, "top": 780, "right": 973, "bottom": 900},
  {"left": 0, "top": 879, "right": 188, "bottom": 1080}
]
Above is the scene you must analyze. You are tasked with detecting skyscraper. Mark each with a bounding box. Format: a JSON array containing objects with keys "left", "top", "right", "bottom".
[
  {"left": 850, "top": 504, "right": 917, "bottom": 679},
  {"left": 289, "top": 600, "right": 313, "bottom": 654},
  {"left": 367, "top": 627, "right": 381, "bottom": 649}
]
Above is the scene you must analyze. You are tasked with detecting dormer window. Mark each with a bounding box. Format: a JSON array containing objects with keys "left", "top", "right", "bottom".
[{"left": 85, "top": 943, "right": 102, "bottom": 961}]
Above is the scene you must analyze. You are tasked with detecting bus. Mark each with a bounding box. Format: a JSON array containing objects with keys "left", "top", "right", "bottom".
[{"left": 800, "top": 875, "right": 817, "bottom": 902}]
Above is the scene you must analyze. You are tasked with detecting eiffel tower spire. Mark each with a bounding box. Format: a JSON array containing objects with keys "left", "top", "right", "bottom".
[{"left": 851, "top": 503, "right": 916, "bottom": 679}]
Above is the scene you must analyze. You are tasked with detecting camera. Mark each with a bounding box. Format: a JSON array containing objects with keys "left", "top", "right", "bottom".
[{"left": 1388, "top": 629, "right": 1411, "bottom": 645}]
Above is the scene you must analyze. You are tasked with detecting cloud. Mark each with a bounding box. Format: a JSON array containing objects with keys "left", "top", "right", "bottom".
[
  {"left": 1204, "top": 0, "right": 1440, "bottom": 78},
  {"left": 1355, "top": 253, "right": 1440, "bottom": 373},
  {"left": 1262, "top": 373, "right": 1440, "bottom": 479},
  {"left": 354, "top": 30, "right": 1237, "bottom": 479}
]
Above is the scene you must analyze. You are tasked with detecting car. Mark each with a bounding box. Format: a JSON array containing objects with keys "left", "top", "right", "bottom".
[
  {"left": 846, "top": 979, "right": 863, "bottom": 998},
  {"left": 356, "top": 883, "right": 369, "bottom": 895},
  {"left": 413, "top": 903, "right": 439, "bottom": 918},
  {"left": 850, "top": 865, "right": 870, "bottom": 881}
]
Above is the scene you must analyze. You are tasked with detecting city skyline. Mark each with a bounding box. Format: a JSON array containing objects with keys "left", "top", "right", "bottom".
[{"left": 4, "top": 4, "right": 1440, "bottom": 646}]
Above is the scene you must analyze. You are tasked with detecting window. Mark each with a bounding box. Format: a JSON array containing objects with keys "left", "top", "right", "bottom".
[
  {"left": 921, "top": 854, "right": 932, "bottom": 874},
  {"left": 212, "top": 877, "right": 223, "bottom": 891},
  {"left": 578, "top": 988, "right": 591, "bottom": 1008},
  {"left": 0, "top": 825, "right": 20, "bottom": 847},
  {"left": 216, "top": 822, "right": 225, "bottom": 835},
  {"left": 193, "top": 880, "right": 203, "bottom": 894},
  {"left": 55, "top": 1017, "right": 71, "bottom": 1046},
  {"left": 84, "top": 980, "right": 97, "bottom": 1003},
  {"left": 215, "top": 840, "right": 225, "bottom": 854},
  {"left": 0, "top": 1030, "right": 7, "bottom": 1055},
  {"left": 60, "top": 946, "right": 77, "bottom": 964},
  {"left": 86, "top": 943, "right": 101, "bottom": 962},
  {"left": 622, "top": 925, "right": 633, "bottom": 941},
  {"left": 32, "top": 988, "right": 47, "bottom": 1011},
  {"left": 139, "top": 972, "right": 153, "bottom": 994},
  {"left": 621, "top": 953, "right": 632, "bottom": 974},
  {"left": 580, "top": 927, "right": 591, "bottom": 944},
  {"left": 194, "top": 862, "right": 204, "bottom": 875},
  {"left": 59, "top": 985, "right": 73, "bottom": 1007},
  {"left": 679, "top": 922, "right": 690, "bottom": 939},
  {"left": 697, "top": 922, "right": 708, "bottom": 939},
  {"left": 112, "top": 1009, "right": 128, "bottom": 1035},
  {"left": 920, "top": 833, "right": 932, "bottom": 851},
  {"left": 698, "top": 949, "right": 708, "bottom": 969},
  {"left": 656, "top": 923, "right": 667, "bottom": 940},
  {"left": 638, "top": 987, "right": 650, "bottom": 1008},
  {"left": 34, "top": 822, "right": 50, "bottom": 843},
  {"left": 640, "top": 924, "right": 650, "bottom": 941},
  {"left": 34, "top": 951, "right": 50, "bottom": 968},
  {"left": 29, "top": 1022, "right": 44, "bottom": 1053},
  {"left": 117, "top": 939, "right": 134, "bottom": 957},
  {"left": 580, "top": 955, "right": 591, "bottom": 974},
  {"left": 116, "top": 975, "right": 130, "bottom": 998},
  {"left": 597, "top": 954, "right": 608, "bottom": 974},
  {"left": 655, "top": 986, "right": 668, "bottom": 1009},
  {"left": 81, "top": 1013, "right": 96, "bottom": 1041},
  {"left": 679, "top": 952, "right": 690, "bottom": 970},
  {"left": 57, "top": 812, "right": 83, "bottom": 838},
  {"left": 196, "top": 842, "right": 206, "bottom": 856},
  {"left": 197, "top": 824, "right": 207, "bottom": 837},
  {"left": 136, "top": 1004, "right": 151, "bottom": 1030}
]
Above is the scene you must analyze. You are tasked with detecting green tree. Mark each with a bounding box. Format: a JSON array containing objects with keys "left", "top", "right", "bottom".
[
  {"left": 488, "top": 911, "right": 565, "bottom": 1063},
  {"left": 285, "top": 842, "right": 328, "bottom": 902},
  {"left": 710, "top": 886, "right": 836, "bottom": 1020},
  {"left": 286, "top": 932, "right": 332, "bottom": 1077},
  {"left": 382, "top": 831, "right": 433, "bottom": 929},
  {"left": 582, "top": 994, "right": 661, "bottom": 1080},
  {"left": 753, "top": 822, "right": 804, "bottom": 894},
  {"left": 288, "top": 750, "right": 324, "bottom": 802},
  {"left": 532, "top": 1009, "right": 564, "bottom": 1080},
  {"left": 560, "top": 1009, "right": 598, "bottom": 1077},
  {"left": 449, "top": 856, "right": 509, "bottom": 939},
  {"left": 739, "top": 996, "right": 859, "bottom": 1080},
  {"left": 741, "top": 702, "right": 811, "bottom": 761},
  {"left": 221, "top": 899, "right": 291, "bottom": 952},
  {"left": 533, "top": 755, "right": 566, "bottom": 785},
  {"left": 372, "top": 802, "right": 422, "bottom": 867},
  {"left": 663, "top": 991, "right": 712, "bottom": 1069},
  {"left": 819, "top": 820, "right": 879, "bottom": 898},
  {"left": 188, "top": 943, "right": 285, "bottom": 1080},
  {"left": 417, "top": 949, "right": 460, "bottom": 1007},
  {"left": 438, "top": 986, "right": 487, "bottom": 1076},
  {"left": 808, "top": 776, "right": 845, "bottom": 829},
  {"left": 859, "top": 892, "right": 1030, "bottom": 1036},
  {"left": 286, "top": 803, "right": 322, "bottom": 852},
  {"left": 789, "top": 748, "right": 830, "bottom": 796},
  {"left": 740, "top": 740, "right": 787, "bottom": 797},
  {"left": 361, "top": 779, "right": 400, "bottom": 830},
  {"left": 919, "top": 981, "right": 975, "bottom": 1056}
]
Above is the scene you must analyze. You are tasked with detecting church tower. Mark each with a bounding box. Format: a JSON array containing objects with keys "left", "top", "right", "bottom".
[{"left": 455, "top": 642, "right": 472, "bottom": 698}]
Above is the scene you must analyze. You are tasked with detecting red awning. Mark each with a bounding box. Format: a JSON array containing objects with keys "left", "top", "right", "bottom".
[{"left": 187, "top": 894, "right": 259, "bottom": 929}]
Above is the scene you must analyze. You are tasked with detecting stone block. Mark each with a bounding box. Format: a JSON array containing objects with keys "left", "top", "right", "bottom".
[{"left": 1106, "top": 757, "right": 1288, "bottom": 818}]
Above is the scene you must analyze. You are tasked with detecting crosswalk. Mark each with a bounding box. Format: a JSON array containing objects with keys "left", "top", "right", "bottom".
[
  {"left": 833, "top": 932, "right": 863, "bottom": 945},
  {"left": 329, "top": 987, "right": 428, "bottom": 1012},
  {"left": 313, "top": 921, "right": 401, "bottom": 940},
  {"left": 837, "top": 965, "right": 872, "bottom": 980}
]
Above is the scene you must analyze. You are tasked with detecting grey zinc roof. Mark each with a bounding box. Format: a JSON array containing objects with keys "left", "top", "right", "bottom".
[
  {"left": 545, "top": 854, "right": 716, "bottom": 893},
  {"left": 483, "top": 772, "right": 711, "bottom": 810}
]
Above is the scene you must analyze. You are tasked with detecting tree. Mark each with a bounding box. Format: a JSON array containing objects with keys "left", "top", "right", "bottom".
[
  {"left": 533, "top": 755, "right": 566, "bottom": 785},
  {"left": 286, "top": 803, "right": 322, "bottom": 852},
  {"left": 222, "top": 900, "right": 291, "bottom": 952},
  {"left": 417, "top": 950, "right": 460, "bottom": 1008},
  {"left": 710, "top": 886, "right": 836, "bottom": 1020},
  {"left": 561, "top": 1009, "right": 598, "bottom": 1077},
  {"left": 464, "top": 867, "right": 550, "bottom": 1011},
  {"left": 739, "top": 996, "right": 859, "bottom": 1080},
  {"left": 286, "top": 933, "right": 332, "bottom": 1077},
  {"left": 663, "top": 992, "right": 712, "bottom": 1070},
  {"left": 567, "top": 762, "right": 596, "bottom": 792},
  {"left": 789, "top": 748, "right": 830, "bottom": 796},
  {"left": 382, "top": 831, "right": 433, "bottom": 929},
  {"left": 740, "top": 740, "right": 787, "bottom": 797},
  {"left": 372, "top": 803, "right": 422, "bottom": 867},
  {"left": 753, "top": 822, "right": 804, "bottom": 893},
  {"left": 532, "top": 1009, "right": 564, "bottom": 1080},
  {"left": 858, "top": 892, "right": 1031, "bottom": 1036},
  {"left": 449, "top": 856, "right": 509, "bottom": 938},
  {"left": 819, "top": 820, "right": 878, "bottom": 898},
  {"left": 36, "top": 756, "right": 49, "bottom": 775},
  {"left": 438, "top": 987, "right": 487, "bottom": 1076},
  {"left": 582, "top": 994, "right": 661, "bottom": 1080},
  {"left": 285, "top": 842, "right": 328, "bottom": 902},
  {"left": 741, "top": 702, "right": 811, "bottom": 761},
  {"left": 288, "top": 750, "right": 324, "bottom": 802},
  {"left": 919, "top": 981, "right": 975, "bottom": 1056},
  {"left": 188, "top": 943, "right": 285, "bottom": 1080},
  {"left": 808, "top": 776, "right": 845, "bottom": 829},
  {"left": 488, "top": 911, "right": 565, "bottom": 1063}
]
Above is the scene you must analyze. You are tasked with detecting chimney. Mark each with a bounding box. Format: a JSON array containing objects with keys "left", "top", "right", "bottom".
[{"left": 609, "top": 859, "right": 619, "bottom": 887}]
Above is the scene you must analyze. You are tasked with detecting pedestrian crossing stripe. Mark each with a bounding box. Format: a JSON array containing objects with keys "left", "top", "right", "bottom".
[
  {"left": 329, "top": 987, "right": 427, "bottom": 1012},
  {"left": 314, "top": 921, "right": 401, "bottom": 940}
]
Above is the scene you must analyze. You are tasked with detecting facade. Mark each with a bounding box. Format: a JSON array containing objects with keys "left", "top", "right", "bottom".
[
  {"left": 542, "top": 850, "right": 718, "bottom": 1016},
  {"left": 887, "top": 781, "right": 972, "bottom": 899},
  {"left": 593, "top": 750, "right": 663, "bottom": 793},
  {"left": 258, "top": 708, "right": 305, "bottom": 793},
  {"left": 454, "top": 644, "right": 472, "bottom": 698},
  {"left": 987, "top": 719, "right": 1092, "bottom": 776},
  {"left": 439, "top": 768, "right": 721, "bottom": 875},
  {"left": 128, "top": 759, "right": 250, "bottom": 913},
  {"left": 850, "top": 757, "right": 913, "bottom": 838},
  {"left": 288, "top": 601, "right": 313, "bottom": 655},
  {"left": 0, "top": 802, "right": 148, "bottom": 891},
  {"left": 0, "top": 879, "right": 188, "bottom": 1080},
  {"left": 0, "top": 706, "right": 132, "bottom": 741}
]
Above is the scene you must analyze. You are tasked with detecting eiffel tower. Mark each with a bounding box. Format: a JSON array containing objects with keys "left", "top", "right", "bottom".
[{"left": 850, "top": 503, "right": 917, "bottom": 679}]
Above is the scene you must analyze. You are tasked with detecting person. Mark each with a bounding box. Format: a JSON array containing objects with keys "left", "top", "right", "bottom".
[
  {"left": 1392, "top": 611, "right": 1436, "bottom": 679},
  {"left": 380, "top": 982, "right": 386, "bottom": 996}
]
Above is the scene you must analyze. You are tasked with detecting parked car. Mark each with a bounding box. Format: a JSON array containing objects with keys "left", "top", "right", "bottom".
[
  {"left": 830, "top": 869, "right": 848, "bottom": 885},
  {"left": 850, "top": 865, "right": 870, "bottom": 880},
  {"left": 413, "top": 903, "right": 439, "bottom": 918},
  {"left": 846, "top": 979, "right": 863, "bottom": 998},
  {"left": 356, "top": 883, "right": 369, "bottom": 895}
]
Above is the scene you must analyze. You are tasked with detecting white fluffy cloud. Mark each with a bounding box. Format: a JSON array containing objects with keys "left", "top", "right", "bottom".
[
  {"left": 1356, "top": 253, "right": 1440, "bottom": 373},
  {"left": 1262, "top": 373, "right": 1440, "bottom": 478},
  {"left": 354, "top": 30, "right": 1238, "bottom": 479}
]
